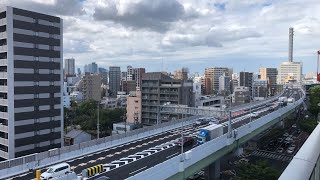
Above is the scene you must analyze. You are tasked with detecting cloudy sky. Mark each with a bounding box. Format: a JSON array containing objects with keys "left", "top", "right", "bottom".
[{"left": 1, "top": 0, "right": 319, "bottom": 74}]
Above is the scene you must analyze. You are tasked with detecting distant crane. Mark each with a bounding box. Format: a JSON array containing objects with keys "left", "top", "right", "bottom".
[{"left": 318, "top": 50, "right": 320, "bottom": 82}]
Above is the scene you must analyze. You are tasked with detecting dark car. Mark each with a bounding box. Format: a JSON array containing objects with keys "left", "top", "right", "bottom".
[{"left": 175, "top": 136, "right": 195, "bottom": 147}]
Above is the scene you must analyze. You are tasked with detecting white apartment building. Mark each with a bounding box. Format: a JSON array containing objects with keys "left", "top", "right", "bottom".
[{"left": 277, "top": 62, "right": 302, "bottom": 84}]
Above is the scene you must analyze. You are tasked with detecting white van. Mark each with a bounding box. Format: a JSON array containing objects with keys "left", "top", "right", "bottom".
[{"left": 40, "top": 162, "right": 71, "bottom": 180}]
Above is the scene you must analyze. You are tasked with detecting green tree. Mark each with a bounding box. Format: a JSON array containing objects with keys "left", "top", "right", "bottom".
[
  {"left": 298, "top": 118, "right": 318, "bottom": 134},
  {"left": 235, "top": 160, "right": 280, "bottom": 180},
  {"left": 309, "top": 85, "right": 320, "bottom": 116}
]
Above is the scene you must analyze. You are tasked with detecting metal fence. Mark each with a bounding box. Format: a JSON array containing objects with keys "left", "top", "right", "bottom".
[{"left": 0, "top": 115, "right": 200, "bottom": 179}]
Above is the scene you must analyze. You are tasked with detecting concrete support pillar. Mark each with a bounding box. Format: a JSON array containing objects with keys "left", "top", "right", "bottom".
[
  {"left": 234, "top": 147, "right": 244, "bottom": 157},
  {"left": 204, "top": 159, "right": 220, "bottom": 180},
  {"left": 276, "top": 120, "right": 284, "bottom": 128}
]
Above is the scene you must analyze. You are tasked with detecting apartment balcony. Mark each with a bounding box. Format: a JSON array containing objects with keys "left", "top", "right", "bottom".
[
  {"left": 149, "top": 90, "right": 159, "bottom": 94},
  {"left": 0, "top": 137, "right": 8, "bottom": 146},
  {"left": 0, "top": 112, "right": 8, "bottom": 119},
  {"left": 0, "top": 45, "right": 7, "bottom": 52},
  {"left": 160, "top": 90, "right": 178, "bottom": 94},
  {"left": 0, "top": 19, "right": 6, "bottom": 26},
  {"left": 0, "top": 99, "right": 7, "bottom": 106},
  {"left": 0, "top": 124, "right": 8, "bottom": 133},
  {"left": 149, "top": 108, "right": 157, "bottom": 112},
  {"left": 0, "top": 149, "right": 8, "bottom": 159},
  {"left": 0, "top": 32, "right": 6, "bottom": 40},
  {"left": 142, "top": 114, "right": 149, "bottom": 118},
  {"left": 0, "top": 59, "right": 7, "bottom": 66},
  {"left": 141, "top": 83, "right": 158, "bottom": 87},
  {"left": 0, "top": 72, "right": 6, "bottom": 79},
  {"left": 149, "top": 96, "right": 158, "bottom": 100},
  {"left": 149, "top": 115, "right": 157, "bottom": 119},
  {"left": 0, "top": 86, "right": 7, "bottom": 92},
  {"left": 142, "top": 96, "right": 148, "bottom": 100}
]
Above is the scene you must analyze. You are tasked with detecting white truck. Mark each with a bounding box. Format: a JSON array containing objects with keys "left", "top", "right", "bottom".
[
  {"left": 197, "top": 124, "right": 223, "bottom": 144},
  {"left": 278, "top": 97, "right": 288, "bottom": 106},
  {"left": 287, "top": 98, "right": 295, "bottom": 104}
]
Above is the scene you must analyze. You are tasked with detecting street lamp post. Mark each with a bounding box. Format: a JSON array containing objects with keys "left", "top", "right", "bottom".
[{"left": 97, "top": 101, "right": 100, "bottom": 139}]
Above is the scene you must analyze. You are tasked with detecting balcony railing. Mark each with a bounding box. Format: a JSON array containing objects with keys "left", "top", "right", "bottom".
[
  {"left": 0, "top": 124, "right": 8, "bottom": 133},
  {"left": 0, "top": 137, "right": 8, "bottom": 146},
  {"left": 0, "top": 19, "right": 6, "bottom": 26},
  {"left": 0, "top": 72, "right": 7, "bottom": 79},
  {"left": 0, "top": 32, "right": 6, "bottom": 40},
  {"left": 0, "top": 86, "right": 7, "bottom": 92},
  {"left": 0, "top": 45, "right": 7, "bottom": 52},
  {"left": 0, "top": 59, "right": 7, "bottom": 66}
]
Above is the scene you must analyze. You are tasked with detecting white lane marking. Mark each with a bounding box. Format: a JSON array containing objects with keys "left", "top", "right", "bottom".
[
  {"left": 79, "top": 163, "right": 87, "bottom": 166},
  {"left": 88, "top": 160, "right": 96, "bottom": 163},
  {"left": 166, "top": 152, "right": 180, "bottom": 159},
  {"left": 98, "top": 157, "right": 105, "bottom": 160},
  {"left": 77, "top": 157, "right": 84, "bottom": 160},
  {"left": 87, "top": 154, "right": 94, "bottom": 157},
  {"left": 106, "top": 154, "right": 114, "bottom": 157},
  {"left": 67, "top": 159, "right": 75, "bottom": 163},
  {"left": 129, "top": 166, "right": 148, "bottom": 175},
  {"left": 18, "top": 173, "right": 28, "bottom": 177},
  {"left": 115, "top": 152, "right": 121, "bottom": 155}
]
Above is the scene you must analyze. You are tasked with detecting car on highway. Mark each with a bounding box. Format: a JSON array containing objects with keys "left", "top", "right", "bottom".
[
  {"left": 283, "top": 132, "right": 289, "bottom": 137},
  {"left": 287, "top": 147, "right": 295, "bottom": 154},
  {"left": 194, "top": 118, "right": 209, "bottom": 126},
  {"left": 95, "top": 176, "right": 111, "bottom": 180},
  {"left": 277, "top": 137, "right": 283, "bottom": 143},
  {"left": 40, "top": 163, "right": 71, "bottom": 180},
  {"left": 175, "top": 136, "right": 195, "bottom": 147},
  {"left": 250, "top": 112, "right": 260, "bottom": 118},
  {"left": 277, "top": 148, "right": 284, "bottom": 153},
  {"left": 292, "top": 124, "right": 297, "bottom": 128}
]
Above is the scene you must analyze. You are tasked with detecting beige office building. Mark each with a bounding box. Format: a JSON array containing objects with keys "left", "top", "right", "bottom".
[
  {"left": 204, "top": 67, "right": 232, "bottom": 94},
  {"left": 126, "top": 91, "right": 142, "bottom": 124},
  {"left": 277, "top": 62, "right": 302, "bottom": 84},
  {"left": 77, "top": 73, "right": 102, "bottom": 101}
]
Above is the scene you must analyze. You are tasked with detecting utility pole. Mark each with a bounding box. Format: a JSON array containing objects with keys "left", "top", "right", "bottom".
[{"left": 97, "top": 101, "right": 100, "bottom": 139}]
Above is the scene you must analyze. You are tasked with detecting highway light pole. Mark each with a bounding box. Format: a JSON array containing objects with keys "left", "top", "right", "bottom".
[{"left": 97, "top": 101, "right": 100, "bottom": 139}]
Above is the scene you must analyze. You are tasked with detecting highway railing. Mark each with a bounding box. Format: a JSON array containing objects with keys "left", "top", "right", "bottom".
[
  {"left": 227, "top": 90, "right": 284, "bottom": 112},
  {"left": 279, "top": 123, "right": 320, "bottom": 180},
  {"left": 127, "top": 90, "right": 305, "bottom": 180},
  {"left": 0, "top": 115, "right": 201, "bottom": 179}
]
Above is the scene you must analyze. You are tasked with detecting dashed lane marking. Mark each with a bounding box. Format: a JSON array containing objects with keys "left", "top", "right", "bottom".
[
  {"left": 98, "top": 157, "right": 105, "bottom": 160},
  {"left": 106, "top": 154, "right": 114, "bottom": 157},
  {"left": 78, "top": 163, "right": 87, "bottom": 166},
  {"left": 88, "top": 160, "right": 96, "bottom": 163}
]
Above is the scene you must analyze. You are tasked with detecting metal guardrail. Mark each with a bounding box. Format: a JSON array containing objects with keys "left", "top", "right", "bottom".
[
  {"left": 279, "top": 123, "right": 320, "bottom": 180},
  {"left": 127, "top": 89, "right": 305, "bottom": 180},
  {"left": 0, "top": 115, "right": 201, "bottom": 179}
]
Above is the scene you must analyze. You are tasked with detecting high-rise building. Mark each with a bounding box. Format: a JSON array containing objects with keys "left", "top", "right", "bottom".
[
  {"left": 77, "top": 73, "right": 101, "bottom": 101},
  {"left": 109, "top": 66, "right": 121, "bottom": 97},
  {"left": 173, "top": 67, "right": 188, "bottom": 81},
  {"left": 232, "top": 86, "right": 250, "bottom": 105},
  {"left": 204, "top": 67, "right": 232, "bottom": 94},
  {"left": 219, "top": 73, "right": 231, "bottom": 93},
  {"left": 84, "top": 64, "right": 89, "bottom": 73},
  {"left": 277, "top": 62, "right": 302, "bottom": 84},
  {"left": 126, "top": 91, "right": 141, "bottom": 124},
  {"left": 260, "top": 68, "right": 277, "bottom": 96},
  {"left": 100, "top": 71, "right": 108, "bottom": 85},
  {"left": 64, "top": 58, "right": 75, "bottom": 78},
  {"left": 98, "top": 67, "right": 107, "bottom": 73},
  {"left": 239, "top": 72, "right": 253, "bottom": 97},
  {"left": 134, "top": 68, "right": 145, "bottom": 91},
  {"left": 121, "top": 80, "right": 137, "bottom": 94},
  {"left": 88, "top": 62, "right": 98, "bottom": 74},
  {"left": 77, "top": 68, "right": 81, "bottom": 76},
  {"left": 0, "top": 6, "right": 63, "bottom": 159},
  {"left": 252, "top": 80, "right": 268, "bottom": 99},
  {"left": 141, "top": 72, "right": 193, "bottom": 125},
  {"left": 127, "top": 65, "right": 134, "bottom": 81}
]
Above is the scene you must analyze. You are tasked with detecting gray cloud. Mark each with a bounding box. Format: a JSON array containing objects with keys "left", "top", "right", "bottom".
[
  {"left": 93, "top": 0, "right": 195, "bottom": 32},
  {"left": 162, "top": 27, "right": 261, "bottom": 48},
  {"left": 1, "top": 0, "right": 85, "bottom": 16}
]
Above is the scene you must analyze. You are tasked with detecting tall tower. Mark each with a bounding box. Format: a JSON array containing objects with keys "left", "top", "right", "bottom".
[
  {"left": 0, "top": 6, "right": 63, "bottom": 159},
  {"left": 288, "top": 27, "right": 294, "bottom": 62}
]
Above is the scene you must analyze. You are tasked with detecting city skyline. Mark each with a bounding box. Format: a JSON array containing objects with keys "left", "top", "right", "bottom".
[{"left": 0, "top": 0, "right": 319, "bottom": 74}]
